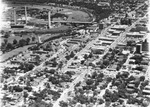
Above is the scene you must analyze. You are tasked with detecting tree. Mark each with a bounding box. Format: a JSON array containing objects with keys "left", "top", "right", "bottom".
[
  {"left": 140, "top": 76, "right": 145, "bottom": 81},
  {"left": 103, "top": 59, "right": 109, "bottom": 66},
  {"left": 32, "top": 37, "right": 36, "bottom": 41},
  {"left": 89, "top": 52, "right": 93, "bottom": 58},
  {"left": 1, "top": 30, "right": 4, "bottom": 35},
  {"left": 28, "top": 64, "right": 34, "bottom": 71},
  {"left": 75, "top": 81, "right": 81, "bottom": 87},
  {"left": 111, "top": 92, "right": 119, "bottom": 102},
  {"left": 86, "top": 79, "right": 94, "bottom": 85},
  {"left": 141, "top": 80, "right": 149, "bottom": 87},
  {"left": 118, "top": 99, "right": 124, "bottom": 104},
  {"left": 6, "top": 43, "right": 13, "bottom": 50},
  {"left": 92, "top": 71, "right": 97, "bottom": 79},
  {"left": 52, "top": 61, "right": 58, "bottom": 67},
  {"left": 134, "top": 80, "right": 140, "bottom": 87},
  {"left": 74, "top": 56, "right": 77, "bottom": 60},
  {"left": 88, "top": 62, "right": 95, "bottom": 68},
  {"left": 1, "top": 42, "right": 5, "bottom": 48},
  {"left": 103, "top": 89, "right": 112, "bottom": 100},
  {"left": 4, "top": 39, "right": 8, "bottom": 44},
  {"left": 47, "top": 103, "right": 53, "bottom": 107},
  {"left": 19, "top": 39, "right": 26, "bottom": 47},
  {"left": 4, "top": 32, "right": 10, "bottom": 38},
  {"left": 97, "top": 78, "right": 103, "bottom": 83},
  {"left": 19, "top": 63, "right": 34, "bottom": 71},
  {"left": 100, "top": 64, "right": 105, "bottom": 69},
  {"left": 65, "top": 55, "right": 71, "bottom": 60},
  {"left": 58, "top": 61, "right": 63, "bottom": 70},
  {"left": 13, "top": 39, "right": 18, "bottom": 45},
  {"left": 98, "top": 73, "right": 104, "bottom": 78},
  {"left": 70, "top": 51, "right": 75, "bottom": 58},
  {"left": 127, "top": 40, "right": 136, "bottom": 46},
  {"left": 128, "top": 19, "right": 132, "bottom": 25},
  {"left": 81, "top": 60, "right": 85, "bottom": 64},
  {"left": 96, "top": 61, "right": 101, "bottom": 65},
  {"left": 48, "top": 69, "right": 56, "bottom": 74},
  {"left": 23, "top": 91, "right": 28, "bottom": 98},
  {"left": 109, "top": 48, "right": 113, "bottom": 52},
  {"left": 122, "top": 72, "right": 129, "bottom": 78},
  {"left": 106, "top": 77, "right": 112, "bottom": 83},
  {"left": 116, "top": 65, "right": 121, "bottom": 71},
  {"left": 84, "top": 54, "right": 88, "bottom": 60},
  {"left": 46, "top": 44, "right": 52, "bottom": 49},
  {"left": 26, "top": 38, "right": 30, "bottom": 45},
  {"left": 127, "top": 75, "right": 135, "bottom": 82},
  {"left": 45, "top": 82, "right": 50, "bottom": 88},
  {"left": 99, "top": 98, "right": 104, "bottom": 104},
  {"left": 75, "top": 94, "right": 88, "bottom": 104}
]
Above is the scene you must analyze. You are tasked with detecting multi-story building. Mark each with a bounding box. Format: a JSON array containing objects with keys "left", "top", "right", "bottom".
[
  {"left": 142, "top": 39, "right": 149, "bottom": 52},
  {"left": 136, "top": 43, "right": 142, "bottom": 54}
]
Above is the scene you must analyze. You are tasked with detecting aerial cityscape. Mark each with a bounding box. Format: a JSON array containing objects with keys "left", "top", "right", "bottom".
[{"left": 0, "top": 0, "right": 149, "bottom": 107}]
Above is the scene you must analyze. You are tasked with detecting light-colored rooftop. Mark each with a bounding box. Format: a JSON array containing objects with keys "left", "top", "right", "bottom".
[
  {"left": 113, "top": 30, "right": 122, "bottom": 34},
  {"left": 91, "top": 45, "right": 106, "bottom": 50},
  {"left": 126, "top": 32, "right": 145, "bottom": 36},
  {"left": 112, "top": 25, "right": 128, "bottom": 29},
  {"left": 101, "top": 41, "right": 113, "bottom": 44},
  {"left": 143, "top": 90, "right": 150, "bottom": 94},
  {"left": 108, "top": 28, "right": 116, "bottom": 32}
]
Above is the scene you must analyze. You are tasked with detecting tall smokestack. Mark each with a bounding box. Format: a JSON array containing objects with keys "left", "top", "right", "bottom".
[
  {"left": 48, "top": 11, "right": 51, "bottom": 29},
  {"left": 25, "top": 6, "right": 27, "bottom": 24},
  {"left": 13, "top": 7, "right": 16, "bottom": 25}
]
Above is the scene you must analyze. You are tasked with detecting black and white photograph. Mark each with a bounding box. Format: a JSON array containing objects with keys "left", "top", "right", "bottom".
[{"left": 0, "top": 0, "right": 149, "bottom": 107}]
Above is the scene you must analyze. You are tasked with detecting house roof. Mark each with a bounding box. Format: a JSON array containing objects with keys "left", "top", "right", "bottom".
[{"left": 91, "top": 45, "right": 105, "bottom": 50}]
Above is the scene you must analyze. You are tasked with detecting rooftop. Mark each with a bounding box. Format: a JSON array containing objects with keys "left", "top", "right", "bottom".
[
  {"left": 126, "top": 32, "right": 145, "bottom": 36},
  {"left": 111, "top": 25, "right": 128, "bottom": 29},
  {"left": 98, "top": 37, "right": 115, "bottom": 41}
]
